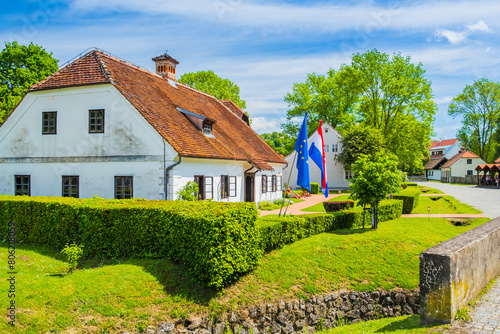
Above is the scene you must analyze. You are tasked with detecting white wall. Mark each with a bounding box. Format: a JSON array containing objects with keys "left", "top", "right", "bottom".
[
  {"left": 426, "top": 169, "right": 441, "bottom": 181},
  {"left": 451, "top": 157, "right": 485, "bottom": 177},
  {"left": 255, "top": 166, "right": 285, "bottom": 203},
  {"left": 283, "top": 123, "right": 350, "bottom": 190}
]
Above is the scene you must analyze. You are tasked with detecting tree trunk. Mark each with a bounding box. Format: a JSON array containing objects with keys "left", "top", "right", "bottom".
[
  {"left": 372, "top": 200, "right": 379, "bottom": 229},
  {"left": 362, "top": 203, "right": 366, "bottom": 229}
]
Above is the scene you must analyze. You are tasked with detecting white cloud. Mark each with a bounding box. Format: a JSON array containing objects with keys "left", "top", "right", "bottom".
[
  {"left": 434, "top": 29, "right": 468, "bottom": 45},
  {"left": 466, "top": 20, "right": 492, "bottom": 33}
]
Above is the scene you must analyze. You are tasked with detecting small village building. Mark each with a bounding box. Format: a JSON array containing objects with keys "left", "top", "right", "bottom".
[
  {"left": 424, "top": 138, "right": 461, "bottom": 181},
  {"left": 0, "top": 49, "right": 286, "bottom": 202},
  {"left": 440, "top": 147, "right": 485, "bottom": 184},
  {"left": 282, "top": 123, "right": 350, "bottom": 190}
]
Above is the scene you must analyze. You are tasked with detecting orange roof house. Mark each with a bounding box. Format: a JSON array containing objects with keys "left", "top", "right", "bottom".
[
  {"left": 0, "top": 49, "right": 286, "bottom": 202},
  {"left": 440, "top": 147, "right": 486, "bottom": 183}
]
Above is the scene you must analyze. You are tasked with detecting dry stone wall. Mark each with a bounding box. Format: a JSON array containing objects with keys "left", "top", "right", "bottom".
[{"left": 135, "top": 289, "right": 420, "bottom": 334}]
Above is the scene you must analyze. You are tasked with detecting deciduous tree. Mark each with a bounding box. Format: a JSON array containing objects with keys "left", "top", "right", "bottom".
[
  {"left": 448, "top": 78, "right": 500, "bottom": 163},
  {"left": 349, "top": 152, "right": 403, "bottom": 229},
  {"left": 282, "top": 49, "right": 436, "bottom": 172},
  {"left": 179, "top": 70, "right": 247, "bottom": 111},
  {"left": 259, "top": 132, "right": 294, "bottom": 156},
  {"left": 0, "top": 42, "right": 58, "bottom": 125},
  {"left": 335, "top": 124, "right": 385, "bottom": 170}
]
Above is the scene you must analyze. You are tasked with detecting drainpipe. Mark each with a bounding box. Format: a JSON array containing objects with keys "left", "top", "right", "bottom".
[{"left": 164, "top": 153, "right": 182, "bottom": 200}]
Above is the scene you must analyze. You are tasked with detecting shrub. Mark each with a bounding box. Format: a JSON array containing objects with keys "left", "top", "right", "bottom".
[
  {"left": 310, "top": 183, "right": 320, "bottom": 194},
  {"left": 61, "top": 243, "right": 84, "bottom": 274},
  {"left": 0, "top": 196, "right": 260, "bottom": 288},
  {"left": 404, "top": 182, "right": 418, "bottom": 187},
  {"left": 258, "top": 200, "right": 278, "bottom": 211},
  {"left": 323, "top": 201, "right": 354, "bottom": 212},
  {"left": 258, "top": 199, "right": 403, "bottom": 252},
  {"left": 176, "top": 181, "right": 199, "bottom": 201},
  {"left": 393, "top": 188, "right": 421, "bottom": 213}
]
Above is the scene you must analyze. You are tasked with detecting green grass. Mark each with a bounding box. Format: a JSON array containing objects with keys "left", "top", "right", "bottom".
[
  {"left": 412, "top": 195, "right": 481, "bottom": 214},
  {"left": 317, "top": 315, "right": 447, "bottom": 333},
  {"left": 418, "top": 186, "right": 444, "bottom": 194},
  {"left": 1, "top": 217, "right": 489, "bottom": 333}
]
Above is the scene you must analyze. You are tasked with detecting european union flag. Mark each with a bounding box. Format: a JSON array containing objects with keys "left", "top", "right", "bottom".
[{"left": 295, "top": 113, "right": 310, "bottom": 192}]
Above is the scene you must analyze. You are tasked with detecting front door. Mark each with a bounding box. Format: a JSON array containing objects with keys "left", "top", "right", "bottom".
[{"left": 244, "top": 174, "right": 255, "bottom": 202}]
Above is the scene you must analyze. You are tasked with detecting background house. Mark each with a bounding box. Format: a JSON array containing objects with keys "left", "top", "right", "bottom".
[
  {"left": 282, "top": 123, "right": 350, "bottom": 191},
  {"left": 0, "top": 49, "right": 286, "bottom": 203},
  {"left": 440, "top": 147, "right": 485, "bottom": 184},
  {"left": 424, "top": 138, "right": 461, "bottom": 181}
]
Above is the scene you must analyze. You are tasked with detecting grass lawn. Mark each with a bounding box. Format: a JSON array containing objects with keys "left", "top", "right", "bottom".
[
  {"left": 317, "top": 315, "right": 450, "bottom": 333},
  {"left": 418, "top": 186, "right": 444, "bottom": 194},
  {"left": 412, "top": 195, "right": 481, "bottom": 214},
  {"left": 259, "top": 197, "right": 305, "bottom": 211},
  {"left": 1, "top": 217, "right": 489, "bottom": 333}
]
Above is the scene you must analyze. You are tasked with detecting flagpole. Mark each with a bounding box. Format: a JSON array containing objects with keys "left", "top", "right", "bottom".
[{"left": 279, "top": 151, "right": 297, "bottom": 217}]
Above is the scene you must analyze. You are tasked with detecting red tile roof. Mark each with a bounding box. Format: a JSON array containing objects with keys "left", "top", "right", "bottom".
[
  {"left": 441, "top": 150, "right": 481, "bottom": 168},
  {"left": 429, "top": 138, "right": 459, "bottom": 149},
  {"left": 30, "top": 50, "right": 285, "bottom": 169},
  {"left": 495, "top": 156, "right": 500, "bottom": 164}
]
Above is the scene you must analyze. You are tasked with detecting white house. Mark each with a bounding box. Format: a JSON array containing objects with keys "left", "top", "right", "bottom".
[
  {"left": 282, "top": 122, "right": 350, "bottom": 190},
  {"left": 0, "top": 49, "right": 286, "bottom": 203},
  {"left": 440, "top": 148, "right": 485, "bottom": 183},
  {"left": 424, "top": 138, "right": 461, "bottom": 181}
]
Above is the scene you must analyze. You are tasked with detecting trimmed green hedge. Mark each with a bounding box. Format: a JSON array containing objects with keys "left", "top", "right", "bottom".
[
  {"left": 393, "top": 188, "right": 421, "bottom": 214},
  {"left": 323, "top": 201, "right": 354, "bottom": 212},
  {"left": 0, "top": 196, "right": 260, "bottom": 289},
  {"left": 310, "top": 183, "right": 320, "bottom": 194},
  {"left": 258, "top": 199, "right": 403, "bottom": 252}
]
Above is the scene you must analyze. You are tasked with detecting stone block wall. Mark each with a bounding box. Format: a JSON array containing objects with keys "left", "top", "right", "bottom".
[
  {"left": 136, "top": 289, "right": 419, "bottom": 334},
  {"left": 420, "top": 217, "right": 500, "bottom": 324}
]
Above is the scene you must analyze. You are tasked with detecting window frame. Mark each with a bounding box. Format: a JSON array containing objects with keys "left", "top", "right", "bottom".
[
  {"left": 89, "top": 109, "right": 105, "bottom": 134},
  {"left": 229, "top": 176, "right": 237, "bottom": 197},
  {"left": 262, "top": 175, "right": 267, "bottom": 193},
  {"left": 344, "top": 169, "right": 353, "bottom": 181},
  {"left": 14, "top": 175, "right": 30, "bottom": 196},
  {"left": 42, "top": 111, "right": 57, "bottom": 135},
  {"left": 221, "top": 175, "right": 229, "bottom": 199},
  {"left": 204, "top": 176, "right": 213, "bottom": 200},
  {"left": 277, "top": 176, "right": 282, "bottom": 192},
  {"left": 62, "top": 175, "right": 79, "bottom": 198},
  {"left": 272, "top": 175, "right": 277, "bottom": 192},
  {"left": 466, "top": 170, "right": 473, "bottom": 176},
  {"left": 114, "top": 176, "right": 133, "bottom": 199},
  {"left": 466, "top": 159, "right": 472, "bottom": 165}
]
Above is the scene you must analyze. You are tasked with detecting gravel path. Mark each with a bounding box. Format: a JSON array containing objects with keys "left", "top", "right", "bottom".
[{"left": 415, "top": 182, "right": 500, "bottom": 219}]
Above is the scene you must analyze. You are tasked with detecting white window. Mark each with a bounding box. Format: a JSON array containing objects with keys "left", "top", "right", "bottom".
[
  {"left": 467, "top": 170, "right": 473, "bottom": 176},
  {"left": 325, "top": 144, "right": 329, "bottom": 152},
  {"left": 344, "top": 170, "right": 353, "bottom": 180},
  {"left": 467, "top": 159, "right": 472, "bottom": 165}
]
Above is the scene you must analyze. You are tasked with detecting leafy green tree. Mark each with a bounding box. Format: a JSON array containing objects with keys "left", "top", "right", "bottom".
[
  {"left": 179, "top": 70, "right": 246, "bottom": 111},
  {"left": 176, "top": 181, "right": 199, "bottom": 201},
  {"left": 282, "top": 67, "right": 359, "bottom": 137},
  {"left": 349, "top": 152, "right": 403, "bottom": 229},
  {"left": 448, "top": 78, "right": 500, "bottom": 163},
  {"left": 260, "top": 132, "right": 294, "bottom": 156},
  {"left": 0, "top": 42, "right": 58, "bottom": 125},
  {"left": 335, "top": 124, "right": 385, "bottom": 170},
  {"left": 283, "top": 49, "right": 436, "bottom": 172}
]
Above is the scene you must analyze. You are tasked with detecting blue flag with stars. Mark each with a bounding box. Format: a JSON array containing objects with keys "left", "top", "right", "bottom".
[{"left": 294, "top": 113, "right": 310, "bottom": 192}]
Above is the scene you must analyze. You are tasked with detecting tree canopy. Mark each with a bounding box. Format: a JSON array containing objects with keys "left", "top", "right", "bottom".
[
  {"left": 335, "top": 124, "right": 385, "bottom": 170},
  {"left": 349, "top": 152, "right": 404, "bottom": 229},
  {"left": 283, "top": 49, "right": 436, "bottom": 172},
  {"left": 448, "top": 78, "right": 500, "bottom": 163},
  {"left": 259, "top": 132, "right": 294, "bottom": 156},
  {"left": 0, "top": 42, "right": 58, "bottom": 125},
  {"left": 178, "top": 70, "right": 247, "bottom": 111}
]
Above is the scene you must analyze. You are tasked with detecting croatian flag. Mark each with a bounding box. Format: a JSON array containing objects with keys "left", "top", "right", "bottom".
[{"left": 309, "top": 120, "right": 328, "bottom": 197}]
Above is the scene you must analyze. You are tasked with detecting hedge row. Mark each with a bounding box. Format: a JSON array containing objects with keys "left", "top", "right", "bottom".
[
  {"left": 258, "top": 199, "right": 403, "bottom": 252},
  {"left": 0, "top": 196, "right": 260, "bottom": 289},
  {"left": 393, "top": 188, "right": 421, "bottom": 214},
  {"left": 323, "top": 201, "right": 354, "bottom": 212}
]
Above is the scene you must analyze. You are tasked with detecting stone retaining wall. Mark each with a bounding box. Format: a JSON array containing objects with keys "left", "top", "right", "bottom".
[
  {"left": 420, "top": 217, "right": 500, "bottom": 324},
  {"left": 138, "top": 289, "right": 420, "bottom": 334}
]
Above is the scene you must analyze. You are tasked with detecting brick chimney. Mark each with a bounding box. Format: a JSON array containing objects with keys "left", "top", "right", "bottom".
[{"left": 152, "top": 51, "right": 179, "bottom": 80}]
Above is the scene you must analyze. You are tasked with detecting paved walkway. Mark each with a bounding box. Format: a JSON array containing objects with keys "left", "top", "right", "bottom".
[
  {"left": 453, "top": 278, "right": 500, "bottom": 333},
  {"left": 259, "top": 193, "right": 340, "bottom": 216},
  {"left": 416, "top": 181, "right": 500, "bottom": 219}
]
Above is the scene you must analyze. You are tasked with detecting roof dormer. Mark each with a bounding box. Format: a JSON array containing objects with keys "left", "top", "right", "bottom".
[{"left": 152, "top": 51, "right": 179, "bottom": 81}]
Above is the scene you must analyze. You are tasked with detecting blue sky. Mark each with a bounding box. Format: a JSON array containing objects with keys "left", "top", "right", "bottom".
[{"left": 1, "top": 0, "right": 500, "bottom": 140}]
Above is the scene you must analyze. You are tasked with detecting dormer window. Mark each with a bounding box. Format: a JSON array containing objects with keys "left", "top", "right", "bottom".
[{"left": 203, "top": 120, "right": 213, "bottom": 135}]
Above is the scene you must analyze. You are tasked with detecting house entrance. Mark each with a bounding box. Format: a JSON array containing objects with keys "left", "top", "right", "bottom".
[{"left": 244, "top": 174, "right": 255, "bottom": 202}]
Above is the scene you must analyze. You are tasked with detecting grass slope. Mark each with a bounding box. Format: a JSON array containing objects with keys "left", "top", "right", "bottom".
[
  {"left": 412, "top": 196, "right": 481, "bottom": 214},
  {"left": 0, "top": 217, "right": 488, "bottom": 333}
]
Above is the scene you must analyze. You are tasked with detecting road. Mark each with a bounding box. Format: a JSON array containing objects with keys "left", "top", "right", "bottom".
[{"left": 415, "top": 181, "right": 500, "bottom": 219}]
